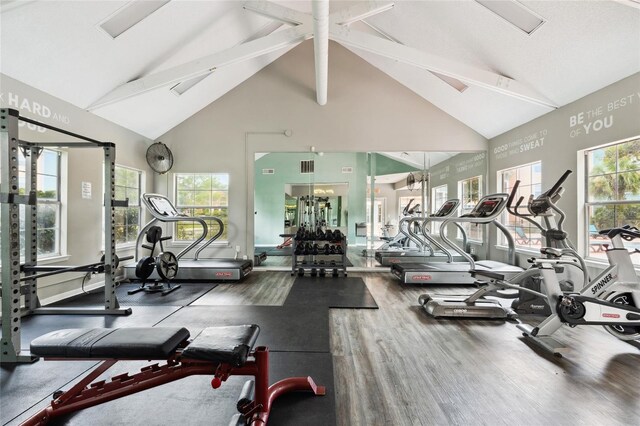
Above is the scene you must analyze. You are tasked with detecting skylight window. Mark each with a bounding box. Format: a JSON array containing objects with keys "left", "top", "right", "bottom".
[
  {"left": 475, "top": 0, "right": 546, "bottom": 35},
  {"left": 98, "top": 0, "right": 170, "bottom": 39}
]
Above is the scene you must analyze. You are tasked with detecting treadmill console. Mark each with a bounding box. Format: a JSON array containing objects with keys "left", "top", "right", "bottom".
[
  {"left": 460, "top": 196, "right": 505, "bottom": 218},
  {"left": 432, "top": 200, "right": 459, "bottom": 217}
]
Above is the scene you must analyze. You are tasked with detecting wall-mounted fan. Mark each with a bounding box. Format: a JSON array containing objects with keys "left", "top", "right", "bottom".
[{"left": 146, "top": 142, "right": 174, "bottom": 174}]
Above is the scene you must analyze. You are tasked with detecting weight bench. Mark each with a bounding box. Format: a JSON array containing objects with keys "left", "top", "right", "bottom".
[{"left": 22, "top": 325, "right": 325, "bottom": 426}]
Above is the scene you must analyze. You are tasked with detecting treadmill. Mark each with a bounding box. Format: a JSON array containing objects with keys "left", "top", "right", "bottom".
[
  {"left": 390, "top": 192, "right": 523, "bottom": 285},
  {"left": 124, "top": 193, "right": 252, "bottom": 282},
  {"left": 375, "top": 199, "right": 467, "bottom": 266}
]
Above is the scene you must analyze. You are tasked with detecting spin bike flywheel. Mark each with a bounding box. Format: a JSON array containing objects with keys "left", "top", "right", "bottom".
[
  {"left": 558, "top": 297, "right": 586, "bottom": 322},
  {"left": 602, "top": 292, "right": 640, "bottom": 341}
]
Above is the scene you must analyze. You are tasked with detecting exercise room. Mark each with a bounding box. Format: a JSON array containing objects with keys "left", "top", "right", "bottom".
[{"left": 1, "top": 1, "right": 639, "bottom": 425}]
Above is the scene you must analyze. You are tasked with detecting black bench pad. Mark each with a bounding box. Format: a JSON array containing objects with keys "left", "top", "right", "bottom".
[
  {"left": 182, "top": 325, "right": 260, "bottom": 367},
  {"left": 30, "top": 327, "right": 190, "bottom": 359}
]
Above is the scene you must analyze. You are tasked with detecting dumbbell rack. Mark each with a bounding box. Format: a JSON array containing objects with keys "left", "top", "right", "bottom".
[{"left": 291, "top": 236, "right": 348, "bottom": 277}]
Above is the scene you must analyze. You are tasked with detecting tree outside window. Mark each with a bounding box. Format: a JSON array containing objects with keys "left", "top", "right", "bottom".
[
  {"left": 586, "top": 138, "right": 640, "bottom": 264},
  {"left": 175, "top": 173, "right": 229, "bottom": 241}
]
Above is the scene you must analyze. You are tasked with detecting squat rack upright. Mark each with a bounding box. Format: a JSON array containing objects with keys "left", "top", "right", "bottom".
[{"left": 1, "top": 108, "right": 131, "bottom": 364}]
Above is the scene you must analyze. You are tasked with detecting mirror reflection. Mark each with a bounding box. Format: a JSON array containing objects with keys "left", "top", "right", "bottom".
[{"left": 254, "top": 151, "right": 487, "bottom": 269}]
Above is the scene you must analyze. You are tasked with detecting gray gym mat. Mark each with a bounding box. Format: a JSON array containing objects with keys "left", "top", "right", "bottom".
[
  {"left": 48, "top": 282, "right": 217, "bottom": 307},
  {"left": 9, "top": 352, "right": 335, "bottom": 426},
  {"left": 156, "top": 305, "right": 330, "bottom": 353},
  {"left": 285, "top": 276, "right": 378, "bottom": 309}
]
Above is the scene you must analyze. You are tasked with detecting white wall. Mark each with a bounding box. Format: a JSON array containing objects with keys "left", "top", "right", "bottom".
[
  {"left": 1, "top": 74, "right": 154, "bottom": 301},
  {"left": 156, "top": 40, "right": 487, "bottom": 258}
]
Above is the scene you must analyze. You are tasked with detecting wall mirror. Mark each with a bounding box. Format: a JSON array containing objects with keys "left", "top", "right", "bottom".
[{"left": 254, "top": 151, "right": 487, "bottom": 270}]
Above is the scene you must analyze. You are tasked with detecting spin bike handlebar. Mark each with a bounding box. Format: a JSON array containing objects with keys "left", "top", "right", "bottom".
[{"left": 600, "top": 225, "right": 640, "bottom": 241}]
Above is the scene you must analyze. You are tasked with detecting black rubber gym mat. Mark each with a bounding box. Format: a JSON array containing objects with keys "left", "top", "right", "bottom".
[
  {"left": 156, "top": 305, "right": 330, "bottom": 353},
  {"left": 285, "top": 276, "right": 378, "bottom": 309},
  {"left": 10, "top": 352, "right": 335, "bottom": 426},
  {"left": 48, "top": 282, "right": 217, "bottom": 307}
]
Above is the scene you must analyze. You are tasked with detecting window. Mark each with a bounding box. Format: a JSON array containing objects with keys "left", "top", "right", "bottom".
[
  {"left": 585, "top": 138, "right": 640, "bottom": 265},
  {"left": 114, "top": 166, "right": 142, "bottom": 245},
  {"left": 497, "top": 162, "right": 542, "bottom": 250},
  {"left": 430, "top": 185, "right": 448, "bottom": 234},
  {"left": 18, "top": 150, "right": 62, "bottom": 258},
  {"left": 457, "top": 175, "right": 483, "bottom": 241},
  {"left": 175, "top": 173, "right": 229, "bottom": 241}
]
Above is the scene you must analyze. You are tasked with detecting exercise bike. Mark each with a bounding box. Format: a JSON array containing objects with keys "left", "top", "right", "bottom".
[{"left": 518, "top": 225, "right": 640, "bottom": 357}]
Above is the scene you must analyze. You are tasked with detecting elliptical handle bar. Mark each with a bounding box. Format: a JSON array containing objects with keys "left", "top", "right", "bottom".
[
  {"left": 506, "top": 179, "right": 520, "bottom": 212},
  {"left": 547, "top": 169, "right": 572, "bottom": 198}
]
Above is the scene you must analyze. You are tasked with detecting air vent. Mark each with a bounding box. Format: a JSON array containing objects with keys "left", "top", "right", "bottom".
[
  {"left": 300, "top": 160, "right": 315, "bottom": 174},
  {"left": 342, "top": 167, "right": 354, "bottom": 174},
  {"left": 262, "top": 168, "right": 275, "bottom": 175}
]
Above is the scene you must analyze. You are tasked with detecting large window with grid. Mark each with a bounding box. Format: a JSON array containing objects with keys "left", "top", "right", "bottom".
[
  {"left": 430, "top": 185, "right": 448, "bottom": 235},
  {"left": 457, "top": 176, "right": 483, "bottom": 241},
  {"left": 114, "top": 166, "right": 142, "bottom": 245},
  {"left": 175, "top": 173, "right": 229, "bottom": 241},
  {"left": 19, "top": 149, "right": 61, "bottom": 258},
  {"left": 497, "top": 162, "right": 542, "bottom": 250},
  {"left": 585, "top": 138, "right": 640, "bottom": 265}
]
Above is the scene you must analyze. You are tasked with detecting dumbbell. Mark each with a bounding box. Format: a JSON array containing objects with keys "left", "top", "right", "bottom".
[
  {"left": 298, "top": 268, "right": 305, "bottom": 277},
  {"left": 312, "top": 244, "right": 319, "bottom": 255},
  {"left": 310, "top": 268, "right": 317, "bottom": 277},
  {"left": 332, "top": 268, "right": 339, "bottom": 277},
  {"left": 319, "top": 268, "right": 326, "bottom": 277}
]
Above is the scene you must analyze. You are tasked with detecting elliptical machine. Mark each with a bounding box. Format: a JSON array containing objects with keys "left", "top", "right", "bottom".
[{"left": 418, "top": 170, "right": 588, "bottom": 319}]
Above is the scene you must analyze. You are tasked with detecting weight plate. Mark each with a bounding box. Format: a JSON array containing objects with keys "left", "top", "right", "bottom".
[
  {"left": 156, "top": 251, "right": 179, "bottom": 280},
  {"left": 135, "top": 256, "right": 155, "bottom": 280}
]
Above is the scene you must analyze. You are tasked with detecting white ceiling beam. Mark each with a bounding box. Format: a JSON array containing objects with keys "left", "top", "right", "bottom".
[
  {"left": 170, "top": 21, "right": 285, "bottom": 96},
  {"left": 329, "top": 26, "right": 557, "bottom": 109},
  {"left": 88, "top": 25, "right": 312, "bottom": 110},
  {"left": 330, "top": 1, "right": 395, "bottom": 26},
  {"left": 243, "top": 1, "right": 311, "bottom": 25},
  {"left": 312, "top": 0, "right": 329, "bottom": 105}
]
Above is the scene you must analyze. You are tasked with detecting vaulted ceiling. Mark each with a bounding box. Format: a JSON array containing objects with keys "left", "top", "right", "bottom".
[{"left": 1, "top": 1, "right": 639, "bottom": 140}]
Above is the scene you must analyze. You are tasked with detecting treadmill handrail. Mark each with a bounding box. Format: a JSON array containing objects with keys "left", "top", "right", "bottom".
[
  {"left": 438, "top": 193, "right": 512, "bottom": 269},
  {"left": 136, "top": 193, "right": 224, "bottom": 261},
  {"left": 418, "top": 199, "right": 464, "bottom": 263},
  {"left": 405, "top": 217, "right": 433, "bottom": 255}
]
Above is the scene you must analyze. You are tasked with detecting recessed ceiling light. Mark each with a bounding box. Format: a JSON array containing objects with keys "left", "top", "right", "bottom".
[
  {"left": 98, "top": 0, "right": 170, "bottom": 39},
  {"left": 475, "top": 0, "right": 546, "bottom": 35}
]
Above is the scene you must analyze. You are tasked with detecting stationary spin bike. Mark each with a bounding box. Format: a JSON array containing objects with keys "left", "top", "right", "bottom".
[{"left": 519, "top": 225, "right": 640, "bottom": 356}]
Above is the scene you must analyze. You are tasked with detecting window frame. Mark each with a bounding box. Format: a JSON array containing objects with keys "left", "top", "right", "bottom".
[
  {"left": 496, "top": 161, "right": 543, "bottom": 252},
  {"left": 23, "top": 149, "right": 63, "bottom": 259},
  {"left": 113, "top": 165, "right": 144, "bottom": 247},
  {"left": 583, "top": 137, "right": 640, "bottom": 266},
  {"left": 430, "top": 184, "right": 448, "bottom": 235},
  {"left": 457, "top": 175, "right": 483, "bottom": 242},
  {"left": 173, "top": 172, "right": 230, "bottom": 243}
]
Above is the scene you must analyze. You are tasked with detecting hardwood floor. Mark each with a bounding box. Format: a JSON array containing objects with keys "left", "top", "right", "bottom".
[{"left": 331, "top": 273, "right": 640, "bottom": 426}]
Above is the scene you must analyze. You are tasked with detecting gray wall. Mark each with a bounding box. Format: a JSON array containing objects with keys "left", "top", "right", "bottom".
[
  {"left": 1, "top": 74, "right": 153, "bottom": 301},
  {"left": 487, "top": 72, "right": 640, "bottom": 274},
  {"left": 156, "top": 40, "right": 487, "bottom": 258}
]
